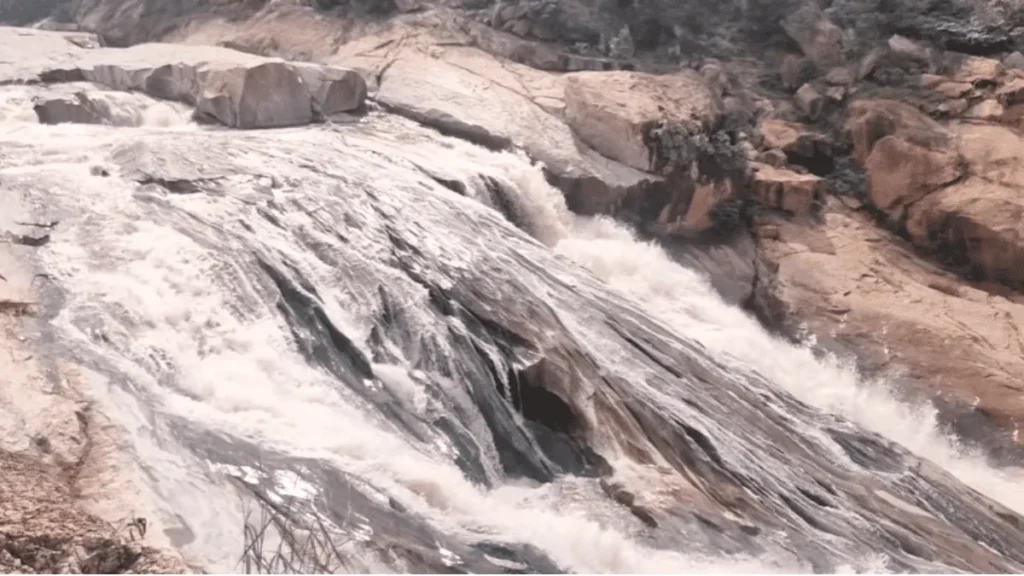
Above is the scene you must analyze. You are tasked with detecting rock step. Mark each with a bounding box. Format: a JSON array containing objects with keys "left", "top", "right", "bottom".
[{"left": 10, "top": 34, "right": 366, "bottom": 129}]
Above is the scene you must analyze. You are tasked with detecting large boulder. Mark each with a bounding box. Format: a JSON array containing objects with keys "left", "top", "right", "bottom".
[
  {"left": 906, "top": 124, "right": 1024, "bottom": 291},
  {"left": 196, "top": 62, "right": 314, "bottom": 129},
  {"left": 847, "top": 100, "right": 1024, "bottom": 293},
  {"left": 563, "top": 70, "right": 722, "bottom": 173},
  {"left": 1, "top": 30, "right": 366, "bottom": 129},
  {"left": 861, "top": 135, "right": 963, "bottom": 213},
  {"left": 291, "top": 62, "right": 367, "bottom": 117},
  {"left": 845, "top": 100, "right": 963, "bottom": 213},
  {"left": 374, "top": 51, "right": 656, "bottom": 215},
  {"left": 845, "top": 99, "right": 951, "bottom": 163},
  {"left": 750, "top": 163, "right": 824, "bottom": 215}
]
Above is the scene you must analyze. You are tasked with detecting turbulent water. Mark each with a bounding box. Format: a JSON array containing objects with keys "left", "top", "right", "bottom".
[{"left": 3, "top": 83, "right": 1024, "bottom": 574}]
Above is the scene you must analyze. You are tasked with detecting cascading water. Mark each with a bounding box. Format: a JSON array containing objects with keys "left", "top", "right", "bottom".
[
  {"left": 3, "top": 78, "right": 1024, "bottom": 575},
  {"left": 469, "top": 153, "right": 1024, "bottom": 518}
]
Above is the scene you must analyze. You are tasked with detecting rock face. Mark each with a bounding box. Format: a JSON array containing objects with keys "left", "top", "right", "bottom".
[
  {"left": 750, "top": 163, "right": 823, "bottom": 215},
  {"left": 197, "top": 62, "right": 315, "bottom": 128},
  {"left": 845, "top": 100, "right": 962, "bottom": 213},
  {"left": 0, "top": 0, "right": 65, "bottom": 25},
  {"left": 752, "top": 55, "right": 1024, "bottom": 462},
  {"left": 753, "top": 205, "right": 1024, "bottom": 460},
  {"left": 0, "top": 451, "right": 187, "bottom": 574},
  {"left": 373, "top": 50, "right": 657, "bottom": 216},
  {"left": 906, "top": 124, "right": 1024, "bottom": 291},
  {"left": 563, "top": 70, "right": 722, "bottom": 172},
  {"left": 0, "top": 171, "right": 186, "bottom": 574},
  {"left": 292, "top": 62, "right": 367, "bottom": 117},
  {"left": 845, "top": 96, "right": 1024, "bottom": 293},
  {"left": 2, "top": 31, "right": 366, "bottom": 129}
]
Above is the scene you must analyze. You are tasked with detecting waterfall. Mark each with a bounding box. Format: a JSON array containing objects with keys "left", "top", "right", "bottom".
[{"left": 3, "top": 92, "right": 1023, "bottom": 574}]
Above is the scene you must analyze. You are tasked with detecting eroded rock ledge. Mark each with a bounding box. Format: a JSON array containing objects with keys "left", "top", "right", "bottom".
[{"left": 4, "top": 31, "right": 366, "bottom": 129}]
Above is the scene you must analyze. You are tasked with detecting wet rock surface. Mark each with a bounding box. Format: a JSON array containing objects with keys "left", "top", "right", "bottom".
[
  {"left": 4, "top": 94, "right": 1024, "bottom": 571},
  {"left": 6, "top": 0, "right": 1024, "bottom": 570}
]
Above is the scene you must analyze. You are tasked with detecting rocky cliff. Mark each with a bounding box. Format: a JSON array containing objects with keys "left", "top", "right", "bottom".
[{"left": 6, "top": 0, "right": 1024, "bottom": 568}]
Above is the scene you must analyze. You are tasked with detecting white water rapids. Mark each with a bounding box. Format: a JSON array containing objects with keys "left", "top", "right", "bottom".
[{"left": 1, "top": 81, "right": 1023, "bottom": 574}]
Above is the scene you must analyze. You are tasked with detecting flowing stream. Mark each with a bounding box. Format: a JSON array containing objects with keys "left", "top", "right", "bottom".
[{"left": 2, "top": 81, "right": 1024, "bottom": 574}]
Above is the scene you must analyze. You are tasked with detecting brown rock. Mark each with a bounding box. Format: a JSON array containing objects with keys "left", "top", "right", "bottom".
[
  {"left": 196, "top": 61, "right": 313, "bottom": 128},
  {"left": 676, "top": 180, "right": 737, "bottom": 232},
  {"left": 905, "top": 124, "right": 1024, "bottom": 291},
  {"left": 937, "top": 99, "right": 969, "bottom": 117},
  {"left": 760, "top": 118, "right": 832, "bottom": 159},
  {"left": 757, "top": 148, "right": 789, "bottom": 167},
  {"left": 846, "top": 101, "right": 963, "bottom": 215},
  {"left": 837, "top": 194, "right": 864, "bottom": 210},
  {"left": 1000, "top": 103, "right": 1024, "bottom": 129},
  {"left": 918, "top": 73, "right": 946, "bottom": 88},
  {"left": 863, "top": 135, "right": 963, "bottom": 213},
  {"left": 849, "top": 101, "right": 1024, "bottom": 294},
  {"left": 794, "top": 83, "right": 825, "bottom": 119},
  {"left": 907, "top": 178, "right": 1024, "bottom": 290},
  {"left": 755, "top": 209, "right": 1024, "bottom": 455},
  {"left": 964, "top": 99, "right": 1004, "bottom": 120},
  {"left": 845, "top": 99, "right": 952, "bottom": 164},
  {"left": 995, "top": 77, "right": 1024, "bottom": 106},
  {"left": 563, "top": 70, "right": 722, "bottom": 172},
  {"left": 953, "top": 56, "right": 1003, "bottom": 84},
  {"left": 782, "top": 4, "right": 846, "bottom": 68},
  {"left": 933, "top": 81, "right": 973, "bottom": 99},
  {"left": 750, "top": 162, "right": 824, "bottom": 215}
]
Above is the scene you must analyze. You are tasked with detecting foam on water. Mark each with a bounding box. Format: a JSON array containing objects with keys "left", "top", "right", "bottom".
[
  {"left": 487, "top": 155, "right": 1024, "bottom": 516},
  {"left": 1, "top": 118, "right": 802, "bottom": 574},
  {"left": 5, "top": 89, "right": 1020, "bottom": 573}
]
